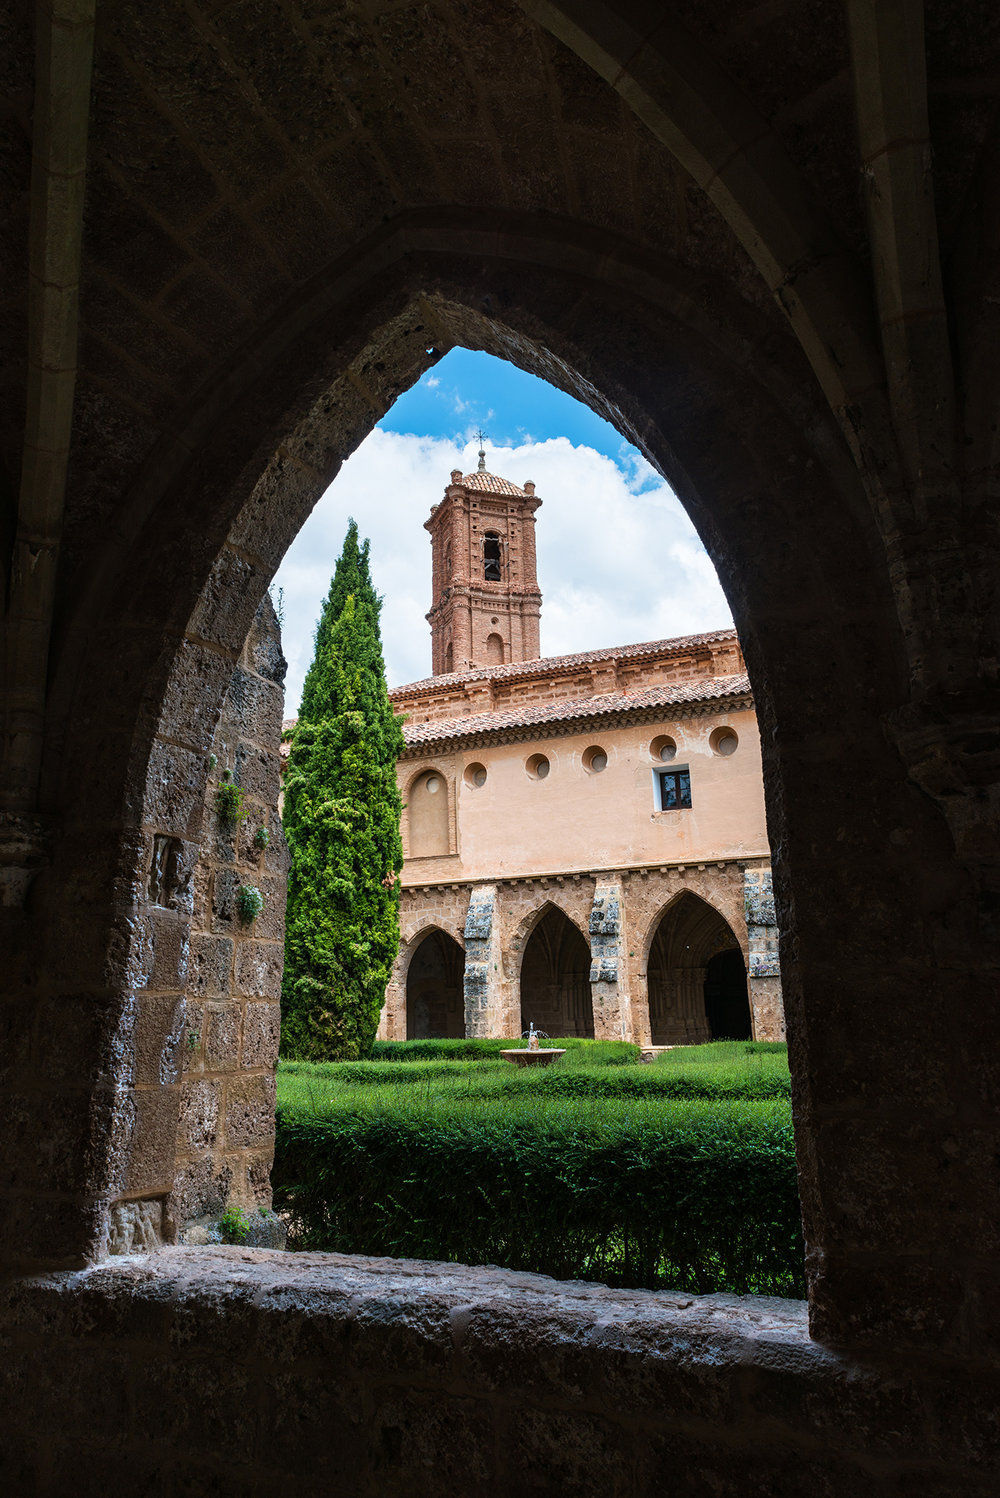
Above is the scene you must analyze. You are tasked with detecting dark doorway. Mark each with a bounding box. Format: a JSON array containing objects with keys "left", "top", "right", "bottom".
[
  {"left": 519, "top": 906, "right": 594, "bottom": 1037},
  {"left": 647, "top": 893, "right": 750, "bottom": 1044},
  {"left": 406, "top": 929, "right": 465, "bottom": 1039},
  {"left": 704, "top": 949, "right": 752, "bottom": 1040}
]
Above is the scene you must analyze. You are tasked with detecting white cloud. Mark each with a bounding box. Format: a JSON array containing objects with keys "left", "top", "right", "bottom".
[{"left": 271, "top": 429, "right": 733, "bottom": 711}]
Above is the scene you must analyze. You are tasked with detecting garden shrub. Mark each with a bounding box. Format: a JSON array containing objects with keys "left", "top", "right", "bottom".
[{"left": 273, "top": 1074, "right": 803, "bottom": 1297}]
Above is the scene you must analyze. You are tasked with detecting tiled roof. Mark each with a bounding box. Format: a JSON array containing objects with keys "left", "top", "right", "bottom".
[
  {"left": 389, "top": 629, "right": 739, "bottom": 700},
  {"left": 400, "top": 673, "right": 751, "bottom": 748},
  {"left": 461, "top": 470, "right": 526, "bottom": 496}
]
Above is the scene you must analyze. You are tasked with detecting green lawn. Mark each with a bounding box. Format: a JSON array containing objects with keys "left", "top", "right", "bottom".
[{"left": 273, "top": 1039, "right": 803, "bottom": 1297}]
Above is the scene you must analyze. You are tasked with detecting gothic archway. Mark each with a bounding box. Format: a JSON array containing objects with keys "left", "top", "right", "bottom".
[
  {"left": 519, "top": 905, "right": 593, "bottom": 1038},
  {"left": 405, "top": 929, "right": 465, "bottom": 1040},
  {"left": 646, "top": 893, "right": 750, "bottom": 1045}
]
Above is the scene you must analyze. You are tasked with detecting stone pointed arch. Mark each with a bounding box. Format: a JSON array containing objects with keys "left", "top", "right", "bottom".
[
  {"left": 509, "top": 896, "right": 590, "bottom": 965},
  {"left": 640, "top": 885, "right": 747, "bottom": 975},
  {"left": 517, "top": 1, "right": 891, "bottom": 467},
  {"left": 644, "top": 890, "right": 749, "bottom": 1045},
  {"left": 399, "top": 917, "right": 465, "bottom": 956},
  {"left": 517, "top": 901, "right": 594, "bottom": 1040},
  {"left": 22, "top": 205, "right": 940, "bottom": 1347},
  {"left": 404, "top": 925, "right": 465, "bottom": 1041}
]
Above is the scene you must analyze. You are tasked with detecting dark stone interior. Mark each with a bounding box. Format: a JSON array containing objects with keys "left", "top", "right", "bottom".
[{"left": 2, "top": 0, "right": 999, "bottom": 1490}]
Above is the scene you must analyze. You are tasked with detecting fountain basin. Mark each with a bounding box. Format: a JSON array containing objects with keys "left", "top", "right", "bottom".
[{"left": 499, "top": 1048, "right": 567, "bottom": 1068}]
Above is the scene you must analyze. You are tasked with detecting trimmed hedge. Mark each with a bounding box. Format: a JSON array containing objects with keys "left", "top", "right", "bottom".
[
  {"left": 278, "top": 1057, "right": 790, "bottom": 1101},
  {"left": 273, "top": 1085, "right": 804, "bottom": 1296}
]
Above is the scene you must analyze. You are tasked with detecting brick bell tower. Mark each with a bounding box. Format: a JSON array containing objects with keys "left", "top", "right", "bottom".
[{"left": 425, "top": 445, "right": 542, "bottom": 675}]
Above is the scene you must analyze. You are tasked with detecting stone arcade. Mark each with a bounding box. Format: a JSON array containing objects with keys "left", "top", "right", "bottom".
[
  {"left": 2, "top": 2, "right": 999, "bottom": 1492},
  {"left": 380, "top": 456, "right": 783, "bottom": 1046}
]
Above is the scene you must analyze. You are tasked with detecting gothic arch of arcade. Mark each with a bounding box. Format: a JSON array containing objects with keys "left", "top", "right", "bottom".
[
  {"left": 644, "top": 891, "right": 750, "bottom": 1045},
  {"left": 3, "top": 0, "right": 999, "bottom": 1486},
  {"left": 404, "top": 926, "right": 465, "bottom": 1040},
  {"left": 517, "top": 901, "right": 594, "bottom": 1039}
]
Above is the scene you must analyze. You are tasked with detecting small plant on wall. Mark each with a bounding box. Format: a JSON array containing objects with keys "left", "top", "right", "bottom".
[
  {"left": 219, "top": 1205, "right": 251, "bottom": 1244},
  {"left": 253, "top": 825, "right": 270, "bottom": 852},
  {"left": 237, "top": 884, "right": 265, "bottom": 926},
  {"left": 215, "top": 768, "right": 246, "bottom": 826}
]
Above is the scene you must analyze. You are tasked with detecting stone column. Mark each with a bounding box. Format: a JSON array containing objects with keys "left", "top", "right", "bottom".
[
  {"left": 463, "top": 883, "right": 506, "bottom": 1036},
  {"left": 588, "top": 881, "right": 632, "bottom": 1040},
  {"left": 744, "top": 866, "right": 785, "bottom": 1040},
  {"left": 378, "top": 946, "right": 408, "bottom": 1041}
]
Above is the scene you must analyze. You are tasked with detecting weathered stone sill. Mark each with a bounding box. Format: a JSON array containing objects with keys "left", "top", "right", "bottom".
[{"left": 2, "top": 1247, "right": 997, "bottom": 1495}]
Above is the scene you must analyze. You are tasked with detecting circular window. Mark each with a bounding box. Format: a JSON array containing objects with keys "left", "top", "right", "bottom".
[
  {"left": 650, "top": 735, "right": 677, "bottom": 762},
  {"left": 526, "top": 753, "right": 550, "bottom": 780},
  {"left": 426, "top": 776, "right": 441, "bottom": 793},
  {"left": 464, "top": 762, "right": 488, "bottom": 789},
  {"left": 583, "top": 745, "right": 608, "bottom": 773},
  {"left": 710, "top": 727, "right": 739, "bottom": 756}
]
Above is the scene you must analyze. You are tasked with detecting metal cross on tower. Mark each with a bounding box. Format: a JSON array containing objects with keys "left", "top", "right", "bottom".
[{"left": 474, "top": 428, "right": 488, "bottom": 470}]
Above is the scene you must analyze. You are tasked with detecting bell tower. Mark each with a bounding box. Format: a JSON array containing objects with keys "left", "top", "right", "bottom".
[{"left": 425, "top": 446, "right": 542, "bottom": 675}]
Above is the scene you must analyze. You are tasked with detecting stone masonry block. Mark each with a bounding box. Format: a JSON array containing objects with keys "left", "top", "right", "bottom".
[
  {"left": 241, "top": 1001, "right": 281, "bottom": 1069},
  {"left": 204, "top": 1003, "right": 242, "bottom": 1073},
  {"left": 224, "top": 1072, "right": 276, "bottom": 1149},
  {"left": 233, "top": 742, "right": 281, "bottom": 804},
  {"left": 242, "top": 873, "right": 287, "bottom": 942},
  {"left": 126, "top": 1085, "right": 182, "bottom": 1194},
  {"left": 177, "top": 1078, "right": 221, "bottom": 1153},
  {"left": 133, "top": 992, "right": 187, "bottom": 1087},
  {"left": 187, "top": 932, "right": 234, "bottom": 998},
  {"left": 211, "top": 867, "right": 240, "bottom": 932},
  {"left": 143, "top": 739, "right": 208, "bottom": 841},
  {"left": 234, "top": 941, "right": 283, "bottom": 999},
  {"left": 221, "top": 665, "right": 284, "bottom": 745},
  {"left": 146, "top": 907, "right": 191, "bottom": 992}
]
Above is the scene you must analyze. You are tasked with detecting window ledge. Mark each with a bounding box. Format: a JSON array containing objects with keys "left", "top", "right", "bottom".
[{"left": 2, "top": 1248, "right": 981, "bottom": 1490}]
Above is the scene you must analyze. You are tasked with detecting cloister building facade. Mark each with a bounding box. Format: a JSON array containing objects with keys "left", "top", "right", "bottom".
[{"left": 379, "top": 459, "right": 783, "bottom": 1045}]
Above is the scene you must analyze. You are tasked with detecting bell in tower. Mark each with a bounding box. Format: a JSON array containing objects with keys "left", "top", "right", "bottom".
[{"left": 424, "top": 444, "right": 542, "bottom": 675}]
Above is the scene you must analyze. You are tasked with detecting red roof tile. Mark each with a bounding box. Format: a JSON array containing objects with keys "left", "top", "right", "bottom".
[
  {"left": 461, "top": 470, "right": 527, "bottom": 496},
  {"left": 400, "top": 673, "right": 751, "bottom": 748},
  {"left": 389, "top": 629, "right": 740, "bottom": 700}
]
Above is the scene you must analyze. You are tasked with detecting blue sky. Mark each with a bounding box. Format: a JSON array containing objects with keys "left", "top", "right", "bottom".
[
  {"left": 272, "top": 349, "right": 732, "bottom": 710},
  {"left": 383, "top": 348, "right": 655, "bottom": 473}
]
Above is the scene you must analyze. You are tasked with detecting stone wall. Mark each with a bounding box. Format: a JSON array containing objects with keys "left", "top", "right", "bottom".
[
  {"left": 384, "top": 861, "right": 782, "bottom": 1044},
  {"left": 166, "top": 597, "right": 288, "bottom": 1237}
]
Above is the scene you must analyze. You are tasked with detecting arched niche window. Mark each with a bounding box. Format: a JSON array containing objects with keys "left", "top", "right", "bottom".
[
  {"left": 444, "top": 641, "right": 454, "bottom": 674},
  {"left": 486, "top": 632, "right": 504, "bottom": 665},
  {"left": 483, "top": 533, "right": 502, "bottom": 581},
  {"left": 408, "top": 770, "right": 450, "bottom": 857}
]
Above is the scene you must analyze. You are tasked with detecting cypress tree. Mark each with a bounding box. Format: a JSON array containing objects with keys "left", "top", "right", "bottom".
[{"left": 281, "top": 521, "right": 404, "bottom": 1060}]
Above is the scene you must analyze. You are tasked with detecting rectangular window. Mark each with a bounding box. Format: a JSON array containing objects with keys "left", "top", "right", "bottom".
[{"left": 657, "top": 767, "right": 691, "bottom": 810}]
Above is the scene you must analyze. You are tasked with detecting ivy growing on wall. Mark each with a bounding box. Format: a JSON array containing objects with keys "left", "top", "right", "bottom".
[{"left": 280, "top": 521, "right": 404, "bottom": 1061}]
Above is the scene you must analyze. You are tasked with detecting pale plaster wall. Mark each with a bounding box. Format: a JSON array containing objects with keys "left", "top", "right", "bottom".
[{"left": 399, "top": 706, "right": 767, "bottom": 887}]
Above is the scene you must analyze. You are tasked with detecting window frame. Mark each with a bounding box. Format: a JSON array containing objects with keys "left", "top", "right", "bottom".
[{"left": 654, "top": 764, "right": 692, "bottom": 811}]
